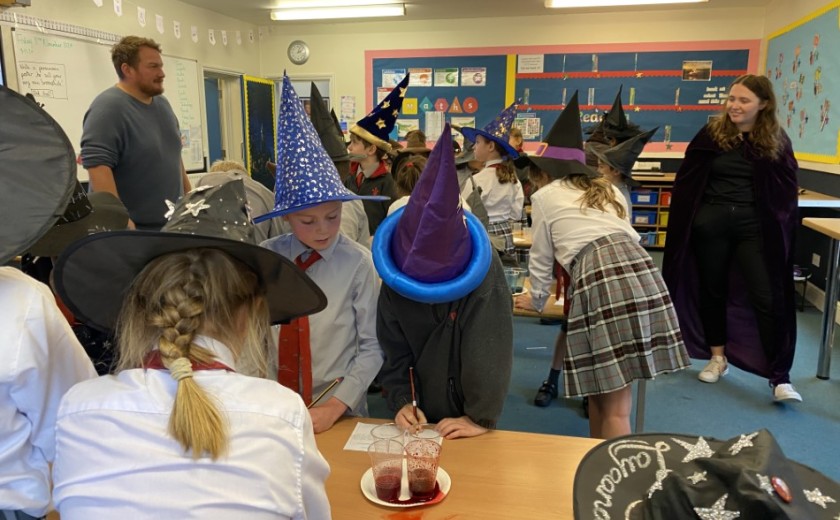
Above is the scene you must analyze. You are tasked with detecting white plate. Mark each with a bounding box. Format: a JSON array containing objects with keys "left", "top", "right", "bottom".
[
  {"left": 360, "top": 466, "right": 451, "bottom": 508},
  {"left": 512, "top": 287, "right": 529, "bottom": 297}
]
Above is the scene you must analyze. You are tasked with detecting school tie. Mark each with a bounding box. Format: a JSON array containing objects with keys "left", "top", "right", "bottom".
[{"left": 277, "top": 250, "right": 322, "bottom": 404}]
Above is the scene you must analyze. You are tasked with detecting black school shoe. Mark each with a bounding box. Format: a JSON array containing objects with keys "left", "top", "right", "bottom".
[{"left": 534, "top": 381, "right": 558, "bottom": 407}]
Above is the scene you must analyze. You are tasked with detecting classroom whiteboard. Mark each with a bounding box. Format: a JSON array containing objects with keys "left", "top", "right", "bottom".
[{"left": 11, "top": 29, "right": 206, "bottom": 179}]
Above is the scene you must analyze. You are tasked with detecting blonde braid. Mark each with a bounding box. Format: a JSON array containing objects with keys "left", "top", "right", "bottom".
[{"left": 151, "top": 259, "right": 228, "bottom": 460}]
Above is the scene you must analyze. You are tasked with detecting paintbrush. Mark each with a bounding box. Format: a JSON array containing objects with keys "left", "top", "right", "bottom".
[{"left": 307, "top": 377, "right": 342, "bottom": 409}]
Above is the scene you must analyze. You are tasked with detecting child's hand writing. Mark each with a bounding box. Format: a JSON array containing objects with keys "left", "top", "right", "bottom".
[{"left": 395, "top": 403, "right": 427, "bottom": 429}]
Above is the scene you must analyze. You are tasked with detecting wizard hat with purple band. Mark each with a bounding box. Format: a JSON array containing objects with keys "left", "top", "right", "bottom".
[
  {"left": 460, "top": 100, "right": 521, "bottom": 158},
  {"left": 372, "top": 124, "right": 493, "bottom": 304},
  {"left": 350, "top": 74, "right": 410, "bottom": 154},
  {"left": 514, "top": 91, "right": 599, "bottom": 180},
  {"left": 254, "top": 75, "right": 388, "bottom": 223}
]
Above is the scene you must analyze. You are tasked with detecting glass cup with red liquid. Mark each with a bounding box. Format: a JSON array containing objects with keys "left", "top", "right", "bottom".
[
  {"left": 368, "top": 438, "right": 404, "bottom": 502},
  {"left": 405, "top": 438, "right": 442, "bottom": 502}
]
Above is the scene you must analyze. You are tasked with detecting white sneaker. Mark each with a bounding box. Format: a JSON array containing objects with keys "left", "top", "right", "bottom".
[
  {"left": 773, "top": 383, "right": 803, "bottom": 402},
  {"left": 698, "top": 356, "right": 729, "bottom": 383}
]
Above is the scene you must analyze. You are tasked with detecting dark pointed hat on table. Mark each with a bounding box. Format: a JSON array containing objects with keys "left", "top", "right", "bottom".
[
  {"left": 0, "top": 86, "right": 77, "bottom": 264},
  {"left": 349, "top": 74, "right": 410, "bottom": 154},
  {"left": 460, "top": 100, "right": 521, "bottom": 158},
  {"left": 588, "top": 127, "right": 658, "bottom": 187},
  {"left": 573, "top": 429, "right": 840, "bottom": 520},
  {"left": 54, "top": 179, "right": 327, "bottom": 332},
  {"left": 372, "top": 124, "right": 493, "bottom": 304},
  {"left": 310, "top": 82, "right": 350, "bottom": 163},
  {"left": 514, "top": 91, "right": 599, "bottom": 180},
  {"left": 255, "top": 74, "right": 388, "bottom": 222}
]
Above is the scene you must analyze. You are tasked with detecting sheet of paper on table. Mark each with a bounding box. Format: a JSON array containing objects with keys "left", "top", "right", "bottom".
[{"left": 343, "top": 422, "right": 379, "bottom": 451}]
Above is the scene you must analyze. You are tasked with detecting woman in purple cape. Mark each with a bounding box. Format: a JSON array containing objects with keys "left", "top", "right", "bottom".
[{"left": 662, "top": 74, "right": 801, "bottom": 402}]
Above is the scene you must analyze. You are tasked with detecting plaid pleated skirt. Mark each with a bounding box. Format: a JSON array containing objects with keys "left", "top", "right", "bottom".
[
  {"left": 488, "top": 220, "right": 514, "bottom": 254},
  {"left": 563, "top": 233, "right": 689, "bottom": 398}
]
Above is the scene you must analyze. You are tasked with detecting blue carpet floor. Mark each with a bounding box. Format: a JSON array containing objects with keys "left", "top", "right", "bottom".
[{"left": 368, "top": 298, "right": 840, "bottom": 484}]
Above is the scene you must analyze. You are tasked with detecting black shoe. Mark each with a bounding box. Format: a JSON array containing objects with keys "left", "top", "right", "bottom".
[
  {"left": 582, "top": 396, "right": 589, "bottom": 418},
  {"left": 534, "top": 381, "right": 558, "bottom": 407}
]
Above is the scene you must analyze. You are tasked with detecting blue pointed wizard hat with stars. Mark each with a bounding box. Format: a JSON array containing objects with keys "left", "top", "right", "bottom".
[
  {"left": 54, "top": 179, "right": 327, "bottom": 332},
  {"left": 573, "top": 429, "right": 840, "bottom": 520},
  {"left": 372, "top": 123, "right": 492, "bottom": 304},
  {"left": 255, "top": 74, "right": 388, "bottom": 223},
  {"left": 460, "top": 100, "right": 521, "bottom": 159},
  {"left": 349, "top": 73, "right": 410, "bottom": 154}
]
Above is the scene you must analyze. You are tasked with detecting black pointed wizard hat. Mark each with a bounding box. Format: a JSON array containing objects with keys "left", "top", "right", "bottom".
[
  {"left": 589, "top": 127, "right": 658, "bottom": 187},
  {"left": 514, "top": 91, "right": 599, "bottom": 180},
  {"left": 586, "top": 86, "right": 642, "bottom": 144},
  {"left": 310, "top": 82, "right": 350, "bottom": 163}
]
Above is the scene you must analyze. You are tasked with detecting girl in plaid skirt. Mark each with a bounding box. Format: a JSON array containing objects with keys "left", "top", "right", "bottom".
[{"left": 514, "top": 93, "right": 689, "bottom": 439}]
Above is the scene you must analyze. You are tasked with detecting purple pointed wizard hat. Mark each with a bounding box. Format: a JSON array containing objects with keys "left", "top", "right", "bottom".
[
  {"left": 371, "top": 124, "right": 493, "bottom": 304},
  {"left": 254, "top": 75, "right": 388, "bottom": 223},
  {"left": 460, "top": 100, "right": 521, "bottom": 158}
]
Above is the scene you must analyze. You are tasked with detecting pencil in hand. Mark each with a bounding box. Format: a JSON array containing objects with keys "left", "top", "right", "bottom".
[
  {"left": 307, "top": 377, "right": 342, "bottom": 409},
  {"left": 409, "top": 366, "right": 418, "bottom": 421}
]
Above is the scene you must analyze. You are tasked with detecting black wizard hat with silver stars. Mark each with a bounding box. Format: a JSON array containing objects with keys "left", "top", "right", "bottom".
[
  {"left": 573, "top": 429, "right": 840, "bottom": 520},
  {"left": 54, "top": 179, "right": 326, "bottom": 332}
]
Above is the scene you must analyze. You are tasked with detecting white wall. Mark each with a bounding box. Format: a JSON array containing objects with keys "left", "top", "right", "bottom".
[
  {"left": 1, "top": 0, "right": 261, "bottom": 79},
  {"left": 260, "top": 6, "right": 766, "bottom": 116}
]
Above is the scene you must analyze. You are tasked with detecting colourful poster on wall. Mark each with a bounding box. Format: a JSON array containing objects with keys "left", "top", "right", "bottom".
[{"left": 766, "top": 2, "right": 840, "bottom": 163}]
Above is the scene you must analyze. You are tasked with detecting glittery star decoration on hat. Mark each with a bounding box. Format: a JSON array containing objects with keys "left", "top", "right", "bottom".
[
  {"left": 349, "top": 73, "right": 410, "bottom": 154},
  {"left": 693, "top": 494, "right": 741, "bottom": 520},
  {"left": 254, "top": 74, "right": 388, "bottom": 223},
  {"left": 460, "top": 100, "right": 521, "bottom": 158}
]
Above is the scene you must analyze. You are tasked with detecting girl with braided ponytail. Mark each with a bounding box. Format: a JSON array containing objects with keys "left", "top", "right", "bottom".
[{"left": 52, "top": 180, "right": 331, "bottom": 518}]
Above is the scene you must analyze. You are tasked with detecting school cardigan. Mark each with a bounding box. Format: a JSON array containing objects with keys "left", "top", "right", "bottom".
[
  {"left": 377, "top": 255, "right": 513, "bottom": 429},
  {"left": 662, "top": 125, "right": 799, "bottom": 378}
]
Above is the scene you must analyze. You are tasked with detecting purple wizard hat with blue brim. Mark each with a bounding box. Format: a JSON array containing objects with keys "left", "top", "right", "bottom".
[
  {"left": 460, "top": 100, "right": 521, "bottom": 159},
  {"left": 372, "top": 124, "right": 493, "bottom": 304},
  {"left": 254, "top": 75, "right": 388, "bottom": 223}
]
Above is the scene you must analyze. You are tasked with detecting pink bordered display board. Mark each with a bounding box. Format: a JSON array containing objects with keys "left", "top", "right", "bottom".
[{"left": 368, "top": 40, "right": 759, "bottom": 153}]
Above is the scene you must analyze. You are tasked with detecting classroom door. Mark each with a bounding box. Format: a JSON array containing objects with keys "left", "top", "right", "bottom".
[{"left": 204, "top": 78, "right": 223, "bottom": 165}]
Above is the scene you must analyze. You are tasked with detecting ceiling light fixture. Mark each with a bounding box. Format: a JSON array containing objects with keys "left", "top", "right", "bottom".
[
  {"left": 270, "top": 2, "right": 405, "bottom": 21},
  {"left": 545, "top": 0, "right": 708, "bottom": 8}
]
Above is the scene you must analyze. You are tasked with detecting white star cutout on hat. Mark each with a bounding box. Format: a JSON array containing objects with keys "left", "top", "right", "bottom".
[
  {"left": 728, "top": 432, "right": 759, "bottom": 455},
  {"left": 694, "top": 494, "right": 741, "bottom": 520},
  {"left": 673, "top": 437, "right": 715, "bottom": 462},
  {"left": 181, "top": 198, "right": 211, "bottom": 217},
  {"left": 805, "top": 488, "right": 836, "bottom": 509},
  {"left": 688, "top": 471, "right": 708, "bottom": 484},
  {"left": 756, "top": 474, "right": 774, "bottom": 495},
  {"left": 164, "top": 200, "right": 176, "bottom": 219}
]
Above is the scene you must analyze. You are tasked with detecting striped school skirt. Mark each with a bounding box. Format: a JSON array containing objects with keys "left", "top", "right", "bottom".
[
  {"left": 487, "top": 220, "right": 514, "bottom": 255},
  {"left": 563, "top": 233, "right": 689, "bottom": 398}
]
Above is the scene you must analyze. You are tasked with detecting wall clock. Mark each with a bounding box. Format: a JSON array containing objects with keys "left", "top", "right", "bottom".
[{"left": 287, "top": 40, "right": 310, "bottom": 65}]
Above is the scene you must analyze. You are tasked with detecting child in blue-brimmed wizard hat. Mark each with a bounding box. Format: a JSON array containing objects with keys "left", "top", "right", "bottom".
[
  {"left": 374, "top": 123, "right": 514, "bottom": 440},
  {"left": 459, "top": 101, "right": 525, "bottom": 255},
  {"left": 514, "top": 92, "right": 689, "bottom": 440},
  {"left": 257, "top": 74, "right": 385, "bottom": 434},
  {"left": 345, "top": 74, "right": 411, "bottom": 235}
]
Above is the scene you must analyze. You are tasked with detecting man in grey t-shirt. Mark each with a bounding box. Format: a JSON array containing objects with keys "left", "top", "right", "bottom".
[{"left": 81, "top": 36, "right": 190, "bottom": 230}]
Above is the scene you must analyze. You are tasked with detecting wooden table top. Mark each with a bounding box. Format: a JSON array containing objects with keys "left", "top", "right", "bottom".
[
  {"left": 803, "top": 217, "right": 840, "bottom": 240},
  {"left": 799, "top": 190, "right": 840, "bottom": 209},
  {"left": 316, "top": 418, "right": 601, "bottom": 520}
]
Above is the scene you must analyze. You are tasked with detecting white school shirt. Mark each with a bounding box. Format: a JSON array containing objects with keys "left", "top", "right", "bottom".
[
  {"left": 528, "top": 180, "right": 640, "bottom": 313},
  {"left": 262, "top": 233, "right": 384, "bottom": 416},
  {"left": 53, "top": 335, "right": 331, "bottom": 520},
  {"left": 460, "top": 159, "right": 524, "bottom": 223},
  {"left": 0, "top": 267, "right": 96, "bottom": 517}
]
